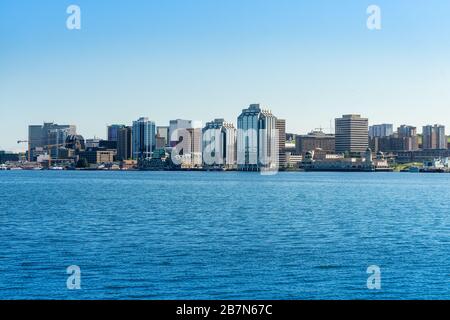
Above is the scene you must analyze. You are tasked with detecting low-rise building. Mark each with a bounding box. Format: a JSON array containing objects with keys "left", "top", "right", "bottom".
[
  {"left": 78, "top": 149, "right": 115, "bottom": 164},
  {"left": 0, "top": 151, "right": 19, "bottom": 164},
  {"left": 396, "top": 149, "right": 450, "bottom": 163},
  {"left": 121, "top": 159, "right": 137, "bottom": 170},
  {"left": 285, "top": 152, "right": 302, "bottom": 168}
]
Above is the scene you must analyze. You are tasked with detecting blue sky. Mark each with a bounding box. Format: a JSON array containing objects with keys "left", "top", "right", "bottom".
[{"left": 1, "top": 0, "right": 450, "bottom": 151}]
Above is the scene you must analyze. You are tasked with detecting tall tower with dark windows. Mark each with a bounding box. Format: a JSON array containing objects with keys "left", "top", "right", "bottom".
[{"left": 132, "top": 117, "right": 156, "bottom": 160}]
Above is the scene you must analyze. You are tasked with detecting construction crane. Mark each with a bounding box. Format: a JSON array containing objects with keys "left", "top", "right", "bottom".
[
  {"left": 17, "top": 140, "right": 30, "bottom": 161},
  {"left": 17, "top": 140, "right": 65, "bottom": 167}
]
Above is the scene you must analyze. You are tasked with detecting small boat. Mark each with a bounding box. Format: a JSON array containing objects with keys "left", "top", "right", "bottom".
[
  {"left": 409, "top": 166, "right": 420, "bottom": 173},
  {"left": 50, "top": 166, "right": 64, "bottom": 170}
]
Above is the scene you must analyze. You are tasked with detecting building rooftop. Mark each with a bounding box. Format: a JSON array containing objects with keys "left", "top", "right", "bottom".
[{"left": 341, "top": 114, "right": 363, "bottom": 119}]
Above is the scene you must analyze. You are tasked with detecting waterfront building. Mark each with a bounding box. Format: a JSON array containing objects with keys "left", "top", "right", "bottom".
[
  {"left": 117, "top": 126, "right": 132, "bottom": 161},
  {"left": 369, "top": 124, "right": 393, "bottom": 138},
  {"left": 422, "top": 125, "right": 446, "bottom": 150},
  {"left": 396, "top": 149, "right": 450, "bottom": 163},
  {"left": 132, "top": 117, "right": 156, "bottom": 160},
  {"left": 237, "top": 104, "right": 278, "bottom": 171},
  {"left": 107, "top": 124, "right": 125, "bottom": 142},
  {"left": 139, "top": 149, "right": 169, "bottom": 170},
  {"left": 302, "top": 148, "right": 390, "bottom": 172},
  {"left": 295, "top": 130, "right": 335, "bottom": 156},
  {"left": 276, "top": 119, "right": 287, "bottom": 168},
  {"left": 202, "top": 119, "right": 237, "bottom": 169},
  {"left": 121, "top": 159, "right": 138, "bottom": 170},
  {"left": 0, "top": 151, "right": 20, "bottom": 164},
  {"left": 78, "top": 149, "right": 115, "bottom": 165},
  {"left": 285, "top": 152, "right": 303, "bottom": 168},
  {"left": 335, "top": 114, "right": 369, "bottom": 154}
]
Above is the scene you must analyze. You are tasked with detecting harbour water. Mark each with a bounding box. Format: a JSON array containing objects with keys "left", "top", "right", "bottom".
[{"left": 0, "top": 171, "right": 448, "bottom": 300}]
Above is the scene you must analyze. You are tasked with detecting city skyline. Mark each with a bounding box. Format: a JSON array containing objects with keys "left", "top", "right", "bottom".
[
  {"left": 2, "top": 1, "right": 450, "bottom": 152},
  {"left": 2, "top": 107, "right": 449, "bottom": 154},
  {"left": 3, "top": 106, "right": 446, "bottom": 171}
]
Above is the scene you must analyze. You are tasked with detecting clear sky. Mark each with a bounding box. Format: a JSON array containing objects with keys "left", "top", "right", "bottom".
[{"left": 1, "top": 0, "right": 450, "bottom": 152}]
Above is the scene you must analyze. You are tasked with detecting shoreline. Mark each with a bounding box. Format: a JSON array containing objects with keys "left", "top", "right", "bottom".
[{"left": 1, "top": 167, "right": 449, "bottom": 173}]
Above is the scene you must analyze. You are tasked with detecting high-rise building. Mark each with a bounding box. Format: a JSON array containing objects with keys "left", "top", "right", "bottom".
[
  {"left": 187, "top": 128, "right": 203, "bottom": 167},
  {"left": 155, "top": 137, "right": 166, "bottom": 149},
  {"left": 422, "top": 125, "right": 446, "bottom": 150},
  {"left": 28, "top": 125, "right": 43, "bottom": 149},
  {"left": 397, "top": 125, "right": 419, "bottom": 151},
  {"left": 28, "top": 125, "right": 43, "bottom": 161},
  {"left": 132, "top": 117, "right": 156, "bottom": 160},
  {"left": 43, "top": 123, "right": 77, "bottom": 147},
  {"left": 107, "top": 124, "right": 125, "bottom": 142},
  {"left": 156, "top": 126, "right": 170, "bottom": 147},
  {"left": 369, "top": 124, "right": 393, "bottom": 138},
  {"left": 169, "top": 119, "right": 202, "bottom": 147},
  {"left": 370, "top": 134, "right": 418, "bottom": 153},
  {"left": 237, "top": 104, "right": 278, "bottom": 171},
  {"left": 202, "top": 119, "right": 237, "bottom": 169},
  {"left": 276, "top": 119, "right": 287, "bottom": 168},
  {"left": 398, "top": 125, "right": 417, "bottom": 138},
  {"left": 295, "top": 130, "right": 335, "bottom": 155},
  {"left": 28, "top": 122, "right": 77, "bottom": 161},
  {"left": 335, "top": 114, "right": 369, "bottom": 154},
  {"left": 117, "top": 126, "right": 132, "bottom": 161}
]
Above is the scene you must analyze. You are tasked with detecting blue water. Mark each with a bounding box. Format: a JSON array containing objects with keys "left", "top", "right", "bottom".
[{"left": 0, "top": 171, "right": 448, "bottom": 300}]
